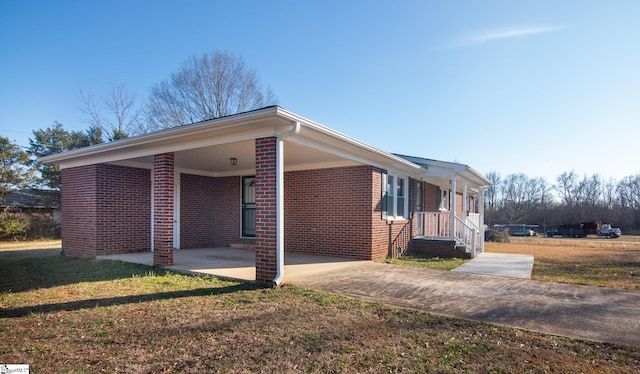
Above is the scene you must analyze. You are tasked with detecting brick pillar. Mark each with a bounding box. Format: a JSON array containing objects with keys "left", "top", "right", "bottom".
[
  {"left": 255, "top": 137, "right": 277, "bottom": 284},
  {"left": 153, "top": 153, "right": 174, "bottom": 266}
]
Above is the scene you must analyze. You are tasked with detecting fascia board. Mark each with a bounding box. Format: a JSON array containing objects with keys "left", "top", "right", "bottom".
[
  {"left": 40, "top": 107, "right": 282, "bottom": 162},
  {"left": 43, "top": 113, "right": 292, "bottom": 169},
  {"left": 287, "top": 135, "right": 420, "bottom": 176},
  {"left": 462, "top": 167, "right": 492, "bottom": 187},
  {"left": 425, "top": 165, "right": 456, "bottom": 177},
  {"left": 278, "top": 109, "right": 422, "bottom": 175}
]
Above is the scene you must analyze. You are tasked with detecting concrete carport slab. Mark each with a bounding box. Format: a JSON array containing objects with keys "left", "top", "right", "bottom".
[{"left": 97, "top": 248, "right": 369, "bottom": 282}]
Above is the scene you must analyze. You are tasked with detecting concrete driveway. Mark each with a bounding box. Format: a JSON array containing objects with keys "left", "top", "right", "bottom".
[
  {"left": 291, "top": 261, "right": 640, "bottom": 348},
  {"left": 99, "top": 248, "right": 640, "bottom": 348}
]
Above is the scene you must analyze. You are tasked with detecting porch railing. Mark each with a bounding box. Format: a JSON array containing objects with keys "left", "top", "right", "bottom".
[
  {"left": 416, "top": 211, "right": 451, "bottom": 239},
  {"left": 416, "top": 212, "right": 483, "bottom": 257}
]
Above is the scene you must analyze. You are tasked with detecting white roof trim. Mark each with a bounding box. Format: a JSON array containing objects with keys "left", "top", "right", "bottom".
[{"left": 40, "top": 106, "right": 423, "bottom": 175}]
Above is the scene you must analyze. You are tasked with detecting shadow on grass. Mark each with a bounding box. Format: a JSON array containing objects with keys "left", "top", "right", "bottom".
[
  {"left": 0, "top": 249, "right": 177, "bottom": 293},
  {"left": 0, "top": 282, "right": 259, "bottom": 318},
  {"left": 0, "top": 248, "right": 260, "bottom": 293}
]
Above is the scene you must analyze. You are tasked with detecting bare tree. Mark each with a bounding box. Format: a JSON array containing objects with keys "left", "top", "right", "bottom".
[
  {"left": 501, "top": 173, "right": 538, "bottom": 223},
  {"left": 484, "top": 171, "right": 501, "bottom": 210},
  {"left": 147, "top": 51, "right": 277, "bottom": 129},
  {"left": 602, "top": 177, "right": 618, "bottom": 209},
  {"left": 617, "top": 174, "right": 640, "bottom": 210},
  {"left": 555, "top": 170, "right": 578, "bottom": 209},
  {"left": 80, "top": 81, "right": 143, "bottom": 140}
]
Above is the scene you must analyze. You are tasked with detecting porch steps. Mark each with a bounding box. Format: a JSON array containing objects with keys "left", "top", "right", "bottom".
[
  {"left": 230, "top": 243, "right": 256, "bottom": 251},
  {"left": 411, "top": 238, "right": 472, "bottom": 259}
]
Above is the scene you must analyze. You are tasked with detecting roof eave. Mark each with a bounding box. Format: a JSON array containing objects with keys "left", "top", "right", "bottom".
[{"left": 40, "top": 106, "right": 423, "bottom": 175}]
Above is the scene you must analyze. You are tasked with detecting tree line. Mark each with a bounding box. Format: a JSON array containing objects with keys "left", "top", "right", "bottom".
[
  {"left": 484, "top": 171, "right": 640, "bottom": 234},
  {"left": 1, "top": 51, "right": 275, "bottom": 239},
  {"left": 2, "top": 50, "right": 275, "bottom": 192}
]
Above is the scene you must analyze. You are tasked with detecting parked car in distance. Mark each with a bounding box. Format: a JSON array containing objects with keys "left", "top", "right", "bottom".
[
  {"left": 546, "top": 222, "right": 622, "bottom": 238},
  {"left": 598, "top": 224, "right": 622, "bottom": 238},
  {"left": 511, "top": 228, "right": 536, "bottom": 236}
]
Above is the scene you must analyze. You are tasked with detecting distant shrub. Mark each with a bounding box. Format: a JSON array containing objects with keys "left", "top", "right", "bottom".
[
  {"left": 485, "top": 229, "right": 510, "bottom": 243},
  {"left": 26, "top": 215, "right": 61, "bottom": 239},
  {"left": 0, "top": 208, "right": 60, "bottom": 241},
  {"left": 0, "top": 209, "right": 29, "bottom": 240}
]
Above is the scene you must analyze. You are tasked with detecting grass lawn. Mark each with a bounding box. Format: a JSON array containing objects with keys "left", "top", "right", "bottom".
[
  {"left": 487, "top": 236, "right": 640, "bottom": 289},
  {"left": 385, "top": 255, "right": 468, "bottom": 270},
  {"left": 1, "top": 244, "right": 639, "bottom": 372}
]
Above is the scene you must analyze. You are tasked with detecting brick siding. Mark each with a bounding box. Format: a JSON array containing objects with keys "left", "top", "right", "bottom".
[
  {"left": 61, "top": 165, "right": 98, "bottom": 258},
  {"left": 285, "top": 165, "right": 376, "bottom": 260},
  {"left": 180, "top": 174, "right": 242, "bottom": 248},
  {"left": 61, "top": 164, "right": 151, "bottom": 258},
  {"left": 60, "top": 154, "right": 454, "bottom": 273},
  {"left": 95, "top": 164, "right": 150, "bottom": 255},
  {"left": 423, "top": 183, "right": 439, "bottom": 211}
]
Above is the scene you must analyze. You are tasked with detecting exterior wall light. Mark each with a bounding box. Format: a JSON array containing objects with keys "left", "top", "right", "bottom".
[{"left": 230, "top": 157, "right": 238, "bottom": 166}]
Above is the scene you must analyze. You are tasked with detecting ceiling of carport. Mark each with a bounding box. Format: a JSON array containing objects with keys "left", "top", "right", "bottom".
[{"left": 112, "top": 139, "right": 361, "bottom": 176}]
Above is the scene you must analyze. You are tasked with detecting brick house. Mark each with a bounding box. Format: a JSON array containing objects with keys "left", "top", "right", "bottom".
[{"left": 41, "top": 106, "right": 490, "bottom": 285}]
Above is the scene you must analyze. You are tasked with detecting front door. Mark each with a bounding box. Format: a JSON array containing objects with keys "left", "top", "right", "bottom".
[{"left": 242, "top": 176, "right": 256, "bottom": 237}]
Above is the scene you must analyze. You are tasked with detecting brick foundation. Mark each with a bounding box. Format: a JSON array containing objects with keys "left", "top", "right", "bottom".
[{"left": 411, "top": 238, "right": 471, "bottom": 259}]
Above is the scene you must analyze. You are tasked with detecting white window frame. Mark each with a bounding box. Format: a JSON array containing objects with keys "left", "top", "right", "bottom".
[
  {"left": 438, "top": 188, "right": 450, "bottom": 211},
  {"left": 383, "top": 172, "right": 408, "bottom": 220}
]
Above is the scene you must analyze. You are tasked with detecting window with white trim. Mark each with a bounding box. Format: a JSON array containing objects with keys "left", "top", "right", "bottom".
[
  {"left": 437, "top": 187, "right": 450, "bottom": 211},
  {"left": 382, "top": 173, "right": 408, "bottom": 219}
]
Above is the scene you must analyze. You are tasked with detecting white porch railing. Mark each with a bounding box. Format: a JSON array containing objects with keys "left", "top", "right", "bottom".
[
  {"left": 416, "top": 212, "right": 483, "bottom": 257},
  {"left": 416, "top": 211, "right": 451, "bottom": 239}
]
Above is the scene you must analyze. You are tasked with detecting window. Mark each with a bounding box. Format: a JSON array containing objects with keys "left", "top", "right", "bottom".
[
  {"left": 382, "top": 172, "right": 407, "bottom": 219},
  {"left": 415, "top": 181, "right": 423, "bottom": 212},
  {"left": 437, "top": 187, "right": 450, "bottom": 210}
]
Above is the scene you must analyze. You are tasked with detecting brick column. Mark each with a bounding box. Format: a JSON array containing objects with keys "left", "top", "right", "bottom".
[
  {"left": 255, "top": 137, "right": 277, "bottom": 284},
  {"left": 153, "top": 153, "right": 174, "bottom": 266}
]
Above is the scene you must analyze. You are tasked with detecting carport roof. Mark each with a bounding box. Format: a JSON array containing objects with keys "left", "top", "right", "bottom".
[{"left": 40, "top": 106, "right": 489, "bottom": 189}]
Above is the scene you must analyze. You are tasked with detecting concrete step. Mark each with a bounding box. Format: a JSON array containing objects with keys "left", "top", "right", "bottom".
[{"left": 230, "top": 243, "right": 256, "bottom": 251}]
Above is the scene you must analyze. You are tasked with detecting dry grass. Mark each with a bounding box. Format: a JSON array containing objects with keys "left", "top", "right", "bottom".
[
  {"left": 1, "top": 243, "right": 640, "bottom": 372},
  {"left": 385, "top": 255, "right": 468, "bottom": 270},
  {"left": 487, "top": 237, "right": 640, "bottom": 289}
]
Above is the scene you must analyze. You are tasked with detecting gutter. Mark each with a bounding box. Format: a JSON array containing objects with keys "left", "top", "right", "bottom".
[{"left": 272, "top": 121, "right": 301, "bottom": 287}]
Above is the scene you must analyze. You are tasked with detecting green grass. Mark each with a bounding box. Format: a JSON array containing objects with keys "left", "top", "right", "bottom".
[
  {"left": 386, "top": 254, "right": 469, "bottom": 270},
  {"left": 1, "top": 248, "right": 639, "bottom": 373}
]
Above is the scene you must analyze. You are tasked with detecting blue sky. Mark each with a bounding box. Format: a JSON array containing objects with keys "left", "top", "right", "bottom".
[{"left": 1, "top": 0, "right": 639, "bottom": 184}]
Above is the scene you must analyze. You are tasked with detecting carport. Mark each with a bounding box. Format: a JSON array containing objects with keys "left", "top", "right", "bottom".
[
  {"left": 97, "top": 247, "right": 369, "bottom": 284},
  {"left": 42, "top": 106, "right": 424, "bottom": 286}
]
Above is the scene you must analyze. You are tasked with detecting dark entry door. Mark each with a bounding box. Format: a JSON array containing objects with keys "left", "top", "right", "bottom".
[{"left": 242, "top": 176, "right": 256, "bottom": 237}]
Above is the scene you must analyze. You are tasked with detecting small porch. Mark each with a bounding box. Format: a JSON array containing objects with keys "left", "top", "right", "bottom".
[
  {"left": 392, "top": 155, "right": 489, "bottom": 259},
  {"left": 414, "top": 211, "right": 484, "bottom": 258}
]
